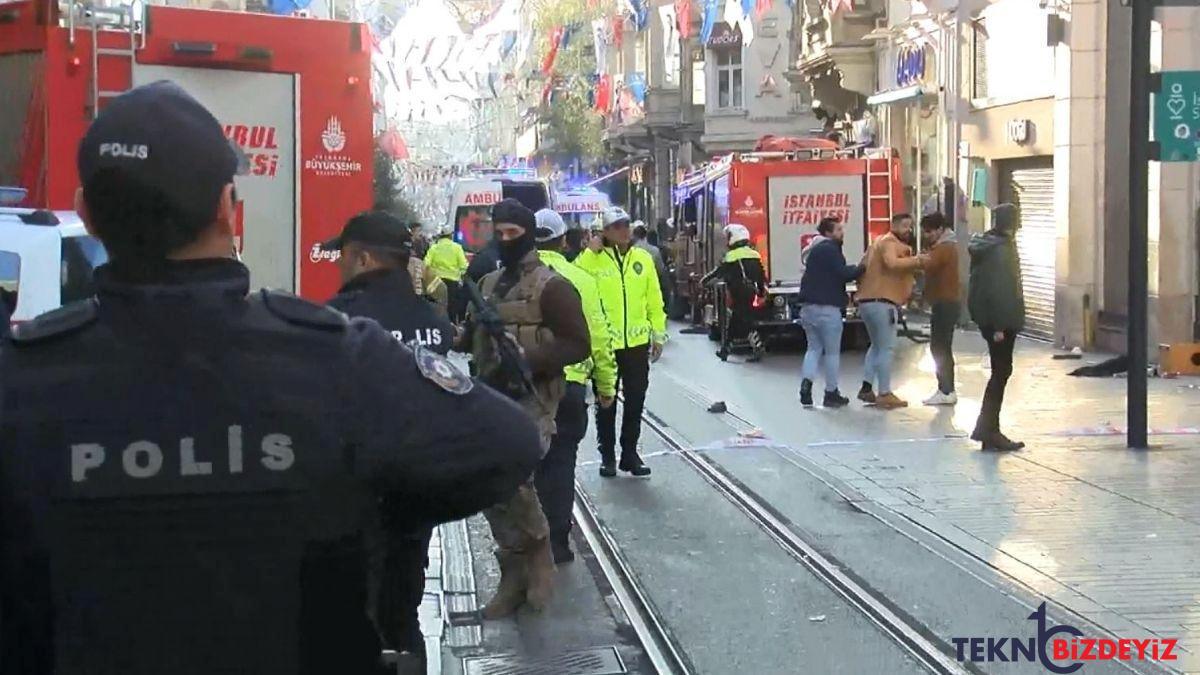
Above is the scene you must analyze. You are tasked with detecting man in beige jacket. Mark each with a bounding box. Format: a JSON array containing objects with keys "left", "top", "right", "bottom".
[{"left": 855, "top": 213, "right": 928, "bottom": 408}]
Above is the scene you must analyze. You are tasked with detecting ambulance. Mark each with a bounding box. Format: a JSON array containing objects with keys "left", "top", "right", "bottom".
[
  {"left": 552, "top": 187, "right": 612, "bottom": 230},
  {"left": 447, "top": 168, "right": 553, "bottom": 253},
  {"left": 672, "top": 138, "right": 905, "bottom": 345}
]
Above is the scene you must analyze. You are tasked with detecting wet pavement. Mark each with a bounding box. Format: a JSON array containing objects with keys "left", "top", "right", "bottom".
[{"left": 650, "top": 322, "right": 1200, "bottom": 672}]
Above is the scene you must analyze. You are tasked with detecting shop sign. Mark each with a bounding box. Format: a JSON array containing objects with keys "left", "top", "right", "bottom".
[
  {"left": 707, "top": 22, "right": 742, "bottom": 49},
  {"left": 1006, "top": 119, "right": 1031, "bottom": 145},
  {"left": 895, "top": 46, "right": 929, "bottom": 88}
]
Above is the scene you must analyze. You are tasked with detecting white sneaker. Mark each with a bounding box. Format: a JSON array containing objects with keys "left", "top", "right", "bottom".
[{"left": 923, "top": 391, "right": 958, "bottom": 406}]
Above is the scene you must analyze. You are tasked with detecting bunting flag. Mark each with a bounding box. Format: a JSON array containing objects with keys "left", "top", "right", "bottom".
[
  {"left": 754, "top": 0, "right": 771, "bottom": 19},
  {"left": 659, "top": 4, "right": 680, "bottom": 87},
  {"left": 595, "top": 74, "right": 613, "bottom": 112},
  {"left": 611, "top": 14, "right": 624, "bottom": 49},
  {"left": 592, "top": 19, "right": 609, "bottom": 74},
  {"left": 627, "top": 72, "right": 647, "bottom": 104},
  {"left": 419, "top": 37, "right": 436, "bottom": 65},
  {"left": 723, "top": 0, "right": 754, "bottom": 45},
  {"left": 675, "top": 0, "right": 692, "bottom": 38},
  {"left": 626, "top": 0, "right": 649, "bottom": 30},
  {"left": 500, "top": 31, "right": 518, "bottom": 58},
  {"left": 741, "top": 0, "right": 753, "bottom": 17},
  {"left": 700, "top": 0, "right": 719, "bottom": 44}
]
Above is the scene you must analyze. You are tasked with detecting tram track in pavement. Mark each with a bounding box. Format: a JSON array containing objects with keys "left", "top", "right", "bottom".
[{"left": 570, "top": 392, "right": 975, "bottom": 675}]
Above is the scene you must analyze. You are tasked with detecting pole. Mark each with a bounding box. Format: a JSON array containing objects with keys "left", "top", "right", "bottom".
[{"left": 1127, "top": 0, "right": 1153, "bottom": 449}]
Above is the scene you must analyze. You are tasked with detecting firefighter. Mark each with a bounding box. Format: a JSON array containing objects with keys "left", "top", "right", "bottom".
[
  {"left": 465, "top": 198, "right": 590, "bottom": 617},
  {"left": 575, "top": 207, "right": 667, "bottom": 478},
  {"left": 532, "top": 208, "right": 617, "bottom": 563},
  {"left": 701, "top": 223, "right": 767, "bottom": 362},
  {"left": 425, "top": 226, "right": 469, "bottom": 322}
]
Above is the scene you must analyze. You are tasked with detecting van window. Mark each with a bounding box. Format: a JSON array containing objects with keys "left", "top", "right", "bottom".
[
  {"left": 0, "top": 249, "right": 19, "bottom": 318},
  {"left": 502, "top": 183, "right": 549, "bottom": 211},
  {"left": 60, "top": 235, "right": 108, "bottom": 305},
  {"left": 455, "top": 206, "right": 493, "bottom": 253}
]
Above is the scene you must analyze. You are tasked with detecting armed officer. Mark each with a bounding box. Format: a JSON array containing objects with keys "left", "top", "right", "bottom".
[
  {"left": 460, "top": 198, "right": 590, "bottom": 618},
  {"left": 0, "top": 82, "right": 542, "bottom": 675},
  {"left": 322, "top": 211, "right": 456, "bottom": 671}
]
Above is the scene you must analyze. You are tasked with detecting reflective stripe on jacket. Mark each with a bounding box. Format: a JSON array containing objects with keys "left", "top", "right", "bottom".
[
  {"left": 574, "top": 245, "right": 667, "bottom": 350},
  {"left": 425, "top": 238, "right": 468, "bottom": 281}
]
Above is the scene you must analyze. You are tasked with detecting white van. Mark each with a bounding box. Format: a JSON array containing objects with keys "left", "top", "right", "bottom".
[
  {"left": 1, "top": 207, "right": 108, "bottom": 325},
  {"left": 446, "top": 169, "right": 552, "bottom": 253}
]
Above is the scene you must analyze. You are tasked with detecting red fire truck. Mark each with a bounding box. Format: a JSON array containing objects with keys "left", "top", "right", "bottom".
[
  {"left": 672, "top": 139, "right": 905, "bottom": 347},
  {"left": 0, "top": 0, "right": 372, "bottom": 302}
]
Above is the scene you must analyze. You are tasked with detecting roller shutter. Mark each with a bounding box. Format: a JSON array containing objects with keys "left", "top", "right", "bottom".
[{"left": 1000, "top": 158, "right": 1056, "bottom": 339}]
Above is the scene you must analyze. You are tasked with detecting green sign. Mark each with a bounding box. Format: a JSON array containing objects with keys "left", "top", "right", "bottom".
[{"left": 1156, "top": 71, "right": 1200, "bottom": 162}]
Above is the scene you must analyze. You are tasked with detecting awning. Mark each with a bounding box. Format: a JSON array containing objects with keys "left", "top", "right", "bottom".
[{"left": 866, "top": 85, "right": 927, "bottom": 106}]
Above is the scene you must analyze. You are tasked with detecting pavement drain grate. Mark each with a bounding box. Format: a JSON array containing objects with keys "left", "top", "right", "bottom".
[{"left": 462, "top": 646, "right": 626, "bottom": 675}]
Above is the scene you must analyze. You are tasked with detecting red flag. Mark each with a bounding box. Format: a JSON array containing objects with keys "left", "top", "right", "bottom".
[
  {"left": 675, "top": 0, "right": 691, "bottom": 38},
  {"left": 755, "top": 0, "right": 771, "bottom": 19},
  {"left": 541, "top": 26, "right": 564, "bottom": 75},
  {"left": 611, "top": 15, "right": 624, "bottom": 50}
]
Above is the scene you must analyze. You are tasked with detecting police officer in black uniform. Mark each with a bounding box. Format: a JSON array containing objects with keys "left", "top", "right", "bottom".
[
  {"left": 0, "top": 81, "right": 541, "bottom": 675},
  {"left": 323, "top": 210, "right": 455, "bottom": 671}
]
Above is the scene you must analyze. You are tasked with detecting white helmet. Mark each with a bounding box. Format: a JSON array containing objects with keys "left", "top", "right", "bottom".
[{"left": 724, "top": 223, "right": 751, "bottom": 245}]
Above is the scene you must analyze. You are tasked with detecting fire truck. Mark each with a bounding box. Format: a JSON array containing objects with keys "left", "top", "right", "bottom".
[
  {"left": 672, "top": 139, "right": 905, "bottom": 348},
  {"left": 0, "top": 0, "right": 373, "bottom": 304}
]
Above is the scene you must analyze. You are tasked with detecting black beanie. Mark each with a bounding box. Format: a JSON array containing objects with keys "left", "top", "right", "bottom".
[{"left": 491, "top": 198, "right": 536, "bottom": 233}]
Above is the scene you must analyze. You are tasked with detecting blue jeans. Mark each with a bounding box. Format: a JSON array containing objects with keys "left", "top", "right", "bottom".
[
  {"left": 799, "top": 304, "right": 844, "bottom": 392},
  {"left": 860, "top": 301, "right": 898, "bottom": 393}
]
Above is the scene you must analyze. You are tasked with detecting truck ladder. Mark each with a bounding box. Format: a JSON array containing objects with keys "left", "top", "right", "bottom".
[
  {"left": 67, "top": 1, "right": 143, "bottom": 119},
  {"left": 864, "top": 148, "right": 894, "bottom": 229}
]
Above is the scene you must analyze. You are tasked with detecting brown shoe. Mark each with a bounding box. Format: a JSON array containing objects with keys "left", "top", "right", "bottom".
[
  {"left": 524, "top": 537, "right": 556, "bottom": 611},
  {"left": 481, "top": 551, "right": 527, "bottom": 619},
  {"left": 874, "top": 392, "right": 909, "bottom": 410}
]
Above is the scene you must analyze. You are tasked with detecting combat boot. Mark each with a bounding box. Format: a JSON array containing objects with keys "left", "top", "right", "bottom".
[
  {"left": 524, "top": 537, "right": 557, "bottom": 611},
  {"left": 481, "top": 551, "right": 527, "bottom": 619}
]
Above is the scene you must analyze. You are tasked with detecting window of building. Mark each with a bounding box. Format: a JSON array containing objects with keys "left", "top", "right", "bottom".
[
  {"left": 716, "top": 49, "right": 743, "bottom": 109},
  {"left": 972, "top": 19, "right": 988, "bottom": 99}
]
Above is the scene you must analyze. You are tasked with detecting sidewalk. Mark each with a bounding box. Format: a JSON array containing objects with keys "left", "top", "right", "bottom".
[{"left": 658, "top": 326, "right": 1200, "bottom": 671}]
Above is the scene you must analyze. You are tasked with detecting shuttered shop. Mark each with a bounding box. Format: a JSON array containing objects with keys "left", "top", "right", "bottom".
[{"left": 999, "top": 158, "right": 1056, "bottom": 339}]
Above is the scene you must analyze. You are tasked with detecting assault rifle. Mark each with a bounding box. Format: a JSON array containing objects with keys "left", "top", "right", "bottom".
[{"left": 462, "top": 278, "right": 535, "bottom": 400}]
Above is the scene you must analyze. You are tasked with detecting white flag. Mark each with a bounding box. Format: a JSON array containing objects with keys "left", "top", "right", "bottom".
[
  {"left": 658, "top": 5, "right": 679, "bottom": 87},
  {"left": 722, "top": 0, "right": 753, "bottom": 45},
  {"left": 592, "top": 19, "right": 609, "bottom": 75}
]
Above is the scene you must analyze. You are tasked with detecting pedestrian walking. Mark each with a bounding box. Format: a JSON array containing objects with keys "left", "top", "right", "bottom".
[
  {"left": 856, "top": 213, "right": 928, "bottom": 409},
  {"left": 919, "top": 212, "right": 961, "bottom": 406},
  {"left": 798, "top": 217, "right": 864, "bottom": 407},
  {"left": 967, "top": 203, "right": 1026, "bottom": 451},
  {"left": 425, "top": 227, "right": 469, "bottom": 322},
  {"left": 532, "top": 208, "right": 618, "bottom": 564},
  {"left": 0, "top": 81, "right": 541, "bottom": 675},
  {"left": 575, "top": 207, "right": 667, "bottom": 477},
  {"left": 700, "top": 223, "right": 767, "bottom": 362},
  {"left": 465, "top": 198, "right": 591, "bottom": 617}
]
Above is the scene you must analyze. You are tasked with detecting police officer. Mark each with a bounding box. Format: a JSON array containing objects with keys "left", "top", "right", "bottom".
[
  {"left": 322, "top": 211, "right": 455, "bottom": 670},
  {"left": 532, "top": 209, "right": 617, "bottom": 563},
  {"left": 424, "top": 226, "right": 469, "bottom": 322},
  {"left": 701, "top": 223, "right": 767, "bottom": 362},
  {"left": 463, "top": 198, "right": 590, "bottom": 617},
  {"left": 575, "top": 207, "right": 667, "bottom": 478},
  {"left": 0, "top": 81, "right": 541, "bottom": 675}
]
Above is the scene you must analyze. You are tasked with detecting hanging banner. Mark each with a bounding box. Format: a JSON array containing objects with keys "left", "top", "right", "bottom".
[
  {"left": 700, "top": 0, "right": 719, "bottom": 44},
  {"left": 592, "top": 19, "right": 609, "bottom": 74},
  {"left": 659, "top": 5, "right": 680, "bottom": 87},
  {"left": 675, "top": 0, "right": 692, "bottom": 38}
]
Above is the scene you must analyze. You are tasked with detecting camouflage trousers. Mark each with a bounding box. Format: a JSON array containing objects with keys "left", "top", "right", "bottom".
[{"left": 484, "top": 477, "right": 550, "bottom": 552}]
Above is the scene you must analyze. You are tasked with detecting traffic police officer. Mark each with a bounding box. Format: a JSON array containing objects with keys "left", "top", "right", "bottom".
[
  {"left": 322, "top": 211, "right": 456, "bottom": 670},
  {"left": 575, "top": 207, "right": 667, "bottom": 478},
  {"left": 0, "top": 81, "right": 541, "bottom": 675},
  {"left": 464, "top": 198, "right": 590, "bottom": 617},
  {"left": 424, "top": 226, "right": 469, "bottom": 322},
  {"left": 701, "top": 223, "right": 767, "bottom": 362},
  {"left": 532, "top": 209, "right": 617, "bottom": 563}
]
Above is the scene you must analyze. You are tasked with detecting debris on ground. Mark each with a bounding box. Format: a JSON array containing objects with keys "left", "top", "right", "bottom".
[{"left": 707, "top": 401, "right": 728, "bottom": 413}]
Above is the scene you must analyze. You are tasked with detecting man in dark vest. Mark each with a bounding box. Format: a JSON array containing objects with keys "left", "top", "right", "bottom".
[
  {"left": 0, "top": 81, "right": 541, "bottom": 675},
  {"left": 323, "top": 210, "right": 456, "bottom": 672},
  {"left": 464, "top": 198, "right": 590, "bottom": 618}
]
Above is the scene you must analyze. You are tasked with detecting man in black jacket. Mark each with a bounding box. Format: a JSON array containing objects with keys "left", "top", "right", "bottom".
[
  {"left": 323, "top": 211, "right": 456, "bottom": 670},
  {"left": 700, "top": 224, "right": 767, "bottom": 361},
  {"left": 0, "top": 82, "right": 541, "bottom": 675},
  {"left": 798, "top": 217, "right": 864, "bottom": 407}
]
